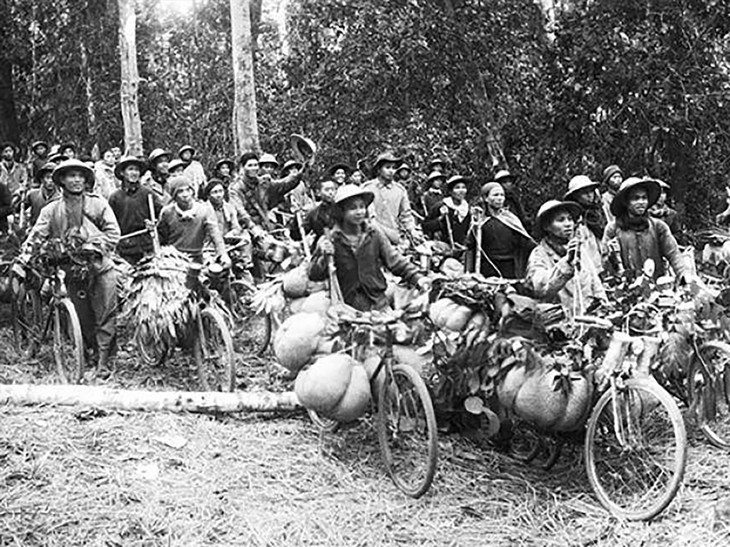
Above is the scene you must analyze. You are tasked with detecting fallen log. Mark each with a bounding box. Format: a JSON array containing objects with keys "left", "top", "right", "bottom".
[{"left": 0, "top": 384, "right": 301, "bottom": 414}]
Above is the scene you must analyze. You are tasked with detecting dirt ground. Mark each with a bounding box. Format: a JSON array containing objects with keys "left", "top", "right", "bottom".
[{"left": 2, "top": 321, "right": 730, "bottom": 547}]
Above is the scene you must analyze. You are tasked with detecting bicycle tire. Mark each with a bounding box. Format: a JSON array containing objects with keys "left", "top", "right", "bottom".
[
  {"left": 377, "top": 363, "right": 438, "bottom": 498},
  {"left": 196, "top": 308, "right": 236, "bottom": 391},
  {"left": 584, "top": 378, "right": 687, "bottom": 521},
  {"left": 12, "top": 284, "right": 41, "bottom": 358},
  {"left": 53, "top": 298, "right": 84, "bottom": 383},
  {"left": 241, "top": 312, "right": 274, "bottom": 356},
  {"left": 688, "top": 341, "right": 730, "bottom": 450}
]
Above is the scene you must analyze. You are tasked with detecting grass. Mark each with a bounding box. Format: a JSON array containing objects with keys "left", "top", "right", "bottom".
[{"left": 2, "top": 318, "right": 730, "bottom": 546}]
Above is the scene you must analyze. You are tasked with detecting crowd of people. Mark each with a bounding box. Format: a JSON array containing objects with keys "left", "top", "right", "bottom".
[{"left": 0, "top": 138, "right": 697, "bottom": 374}]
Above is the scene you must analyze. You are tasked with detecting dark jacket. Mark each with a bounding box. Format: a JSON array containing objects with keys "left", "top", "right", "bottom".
[
  {"left": 422, "top": 201, "right": 471, "bottom": 245},
  {"left": 109, "top": 186, "right": 163, "bottom": 261},
  {"left": 602, "top": 217, "right": 689, "bottom": 280},
  {"left": 230, "top": 172, "right": 301, "bottom": 230},
  {"left": 308, "top": 224, "right": 422, "bottom": 311}
]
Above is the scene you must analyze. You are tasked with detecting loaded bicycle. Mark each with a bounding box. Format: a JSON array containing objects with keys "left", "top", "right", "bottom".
[{"left": 11, "top": 240, "right": 84, "bottom": 383}]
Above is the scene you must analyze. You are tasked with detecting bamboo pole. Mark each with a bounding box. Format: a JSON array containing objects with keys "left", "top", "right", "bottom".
[{"left": 0, "top": 384, "right": 301, "bottom": 414}]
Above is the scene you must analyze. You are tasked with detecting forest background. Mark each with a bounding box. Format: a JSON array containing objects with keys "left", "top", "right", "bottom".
[{"left": 1, "top": 0, "right": 729, "bottom": 226}]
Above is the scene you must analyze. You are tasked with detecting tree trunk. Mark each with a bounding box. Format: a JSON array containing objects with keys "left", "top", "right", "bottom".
[
  {"left": 80, "top": 37, "right": 99, "bottom": 157},
  {"left": 0, "top": 58, "right": 19, "bottom": 145},
  {"left": 118, "top": 0, "right": 143, "bottom": 157},
  {"left": 230, "top": 0, "right": 260, "bottom": 155},
  {"left": 0, "top": 384, "right": 301, "bottom": 414}
]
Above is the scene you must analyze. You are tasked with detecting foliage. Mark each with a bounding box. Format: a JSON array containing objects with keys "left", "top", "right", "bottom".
[{"left": 3, "top": 0, "right": 730, "bottom": 227}]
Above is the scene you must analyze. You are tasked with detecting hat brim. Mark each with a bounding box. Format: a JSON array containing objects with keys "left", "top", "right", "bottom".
[
  {"left": 215, "top": 160, "right": 235, "bottom": 171},
  {"left": 52, "top": 164, "right": 95, "bottom": 187},
  {"left": 564, "top": 182, "right": 599, "bottom": 201},
  {"left": 536, "top": 201, "right": 583, "bottom": 238},
  {"left": 149, "top": 152, "right": 172, "bottom": 165},
  {"left": 335, "top": 189, "right": 375, "bottom": 208},
  {"left": 328, "top": 163, "right": 353, "bottom": 176},
  {"left": 446, "top": 176, "right": 470, "bottom": 191},
  {"left": 610, "top": 180, "right": 660, "bottom": 217},
  {"left": 179, "top": 146, "right": 195, "bottom": 155},
  {"left": 374, "top": 157, "right": 403, "bottom": 171},
  {"left": 114, "top": 158, "right": 148, "bottom": 180}
]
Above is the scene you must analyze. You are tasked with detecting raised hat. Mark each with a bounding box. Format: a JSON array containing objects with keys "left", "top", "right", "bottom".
[
  {"left": 334, "top": 184, "right": 374, "bottom": 208},
  {"left": 52, "top": 159, "right": 95, "bottom": 187},
  {"left": 373, "top": 151, "right": 402, "bottom": 171},
  {"left": 564, "top": 175, "right": 599, "bottom": 200},
  {"left": 610, "top": 177, "right": 661, "bottom": 217},
  {"left": 535, "top": 200, "right": 582, "bottom": 238},
  {"left": 148, "top": 148, "right": 172, "bottom": 165},
  {"left": 259, "top": 153, "right": 279, "bottom": 167},
  {"left": 114, "top": 156, "right": 148, "bottom": 180}
]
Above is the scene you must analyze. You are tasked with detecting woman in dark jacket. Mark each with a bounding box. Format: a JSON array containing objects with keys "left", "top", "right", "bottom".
[
  {"left": 308, "top": 184, "right": 427, "bottom": 311},
  {"left": 467, "top": 182, "right": 535, "bottom": 278}
]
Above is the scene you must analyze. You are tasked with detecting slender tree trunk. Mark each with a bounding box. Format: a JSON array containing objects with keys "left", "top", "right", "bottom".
[
  {"left": 230, "top": 0, "right": 260, "bottom": 155},
  {"left": 80, "top": 37, "right": 99, "bottom": 158},
  {"left": 118, "top": 0, "right": 143, "bottom": 156},
  {"left": 0, "top": 58, "right": 19, "bottom": 144}
]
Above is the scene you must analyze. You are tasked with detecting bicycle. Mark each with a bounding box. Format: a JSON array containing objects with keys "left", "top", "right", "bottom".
[
  {"left": 11, "top": 255, "right": 84, "bottom": 383},
  {"left": 135, "top": 261, "right": 236, "bottom": 392},
  {"left": 575, "top": 314, "right": 687, "bottom": 521},
  {"left": 624, "top": 290, "right": 730, "bottom": 451},
  {"left": 312, "top": 307, "right": 438, "bottom": 498}
]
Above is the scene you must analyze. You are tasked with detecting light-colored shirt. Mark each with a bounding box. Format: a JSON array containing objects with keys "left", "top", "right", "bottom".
[{"left": 362, "top": 178, "right": 417, "bottom": 244}]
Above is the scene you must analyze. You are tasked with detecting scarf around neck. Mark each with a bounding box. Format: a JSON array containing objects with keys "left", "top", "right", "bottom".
[{"left": 443, "top": 196, "right": 469, "bottom": 222}]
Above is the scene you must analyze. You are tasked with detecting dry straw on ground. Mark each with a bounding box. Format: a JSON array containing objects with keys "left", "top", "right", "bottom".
[{"left": 1, "top": 322, "right": 730, "bottom": 546}]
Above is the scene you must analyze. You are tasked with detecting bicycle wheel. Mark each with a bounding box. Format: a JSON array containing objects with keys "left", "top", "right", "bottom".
[
  {"left": 688, "top": 341, "right": 730, "bottom": 450},
  {"left": 241, "top": 312, "right": 275, "bottom": 356},
  {"left": 12, "top": 284, "right": 41, "bottom": 357},
  {"left": 53, "top": 298, "right": 84, "bottom": 383},
  {"left": 196, "top": 308, "right": 236, "bottom": 391},
  {"left": 377, "top": 363, "right": 438, "bottom": 498},
  {"left": 585, "top": 378, "right": 687, "bottom": 521}
]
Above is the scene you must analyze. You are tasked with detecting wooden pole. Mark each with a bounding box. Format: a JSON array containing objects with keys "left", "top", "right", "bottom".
[{"left": 0, "top": 384, "right": 301, "bottom": 414}]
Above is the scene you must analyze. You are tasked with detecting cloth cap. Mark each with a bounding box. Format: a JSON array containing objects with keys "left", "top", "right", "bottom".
[
  {"left": 602, "top": 165, "right": 623, "bottom": 184},
  {"left": 167, "top": 174, "right": 196, "bottom": 197}
]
